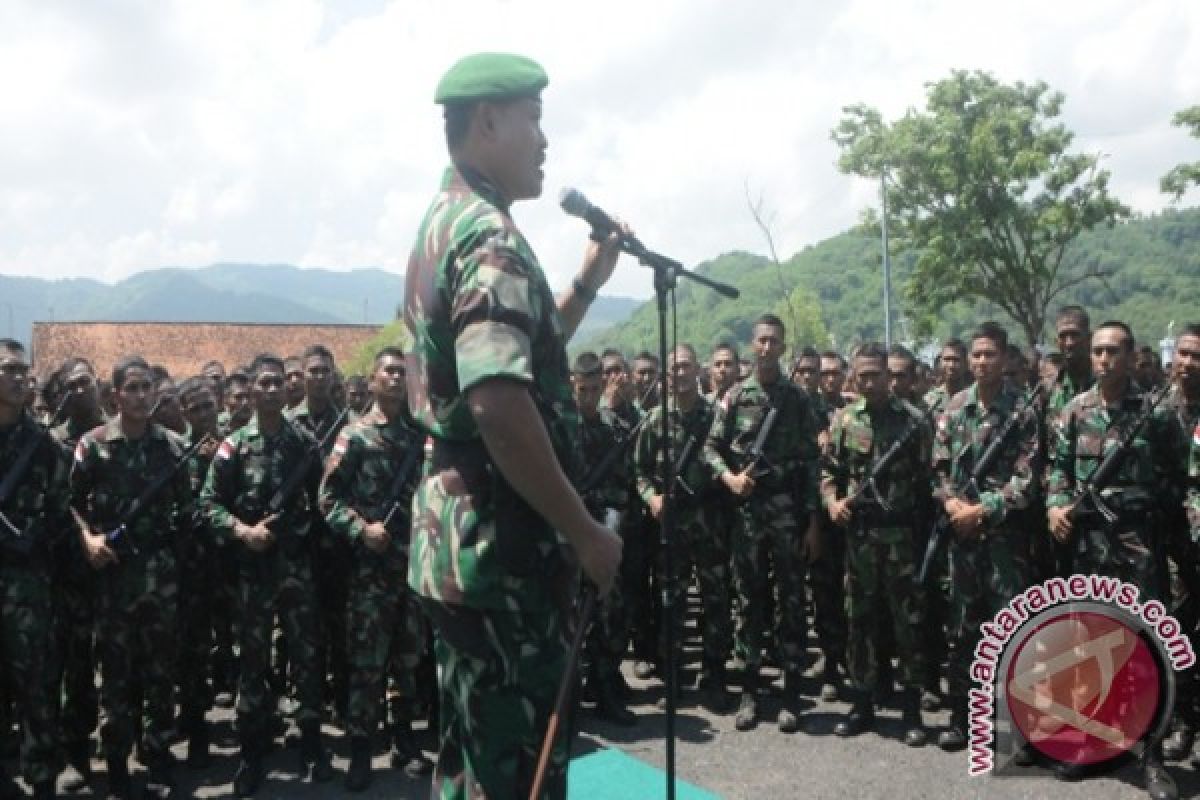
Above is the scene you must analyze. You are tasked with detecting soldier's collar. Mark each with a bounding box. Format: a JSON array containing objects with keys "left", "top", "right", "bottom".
[{"left": 445, "top": 164, "right": 511, "bottom": 214}]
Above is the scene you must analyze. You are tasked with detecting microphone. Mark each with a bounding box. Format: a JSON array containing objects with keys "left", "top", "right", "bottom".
[{"left": 559, "top": 188, "right": 643, "bottom": 252}]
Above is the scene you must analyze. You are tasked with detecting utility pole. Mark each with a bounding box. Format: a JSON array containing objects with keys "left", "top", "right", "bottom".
[{"left": 880, "top": 172, "right": 893, "bottom": 349}]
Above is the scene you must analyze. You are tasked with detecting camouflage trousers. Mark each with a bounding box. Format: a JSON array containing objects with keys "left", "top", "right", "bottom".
[
  {"left": 1, "top": 562, "right": 58, "bottom": 784},
  {"left": 236, "top": 549, "right": 323, "bottom": 748},
  {"left": 1071, "top": 521, "right": 1166, "bottom": 603},
  {"left": 345, "top": 550, "right": 427, "bottom": 739},
  {"left": 95, "top": 549, "right": 178, "bottom": 762},
  {"left": 946, "top": 530, "right": 1029, "bottom": 702},
  {"left": 177, "top": 537, "right": 213, "bottom": 727},
  {"left": 666, "top": 503, "right": 732, "bottom": 666},
  {"left": 809, "top": 513, "right": 847, "bottom": 666},
  {"left": 50, "top": 568, "right": 98, "bottom": 759},
  {"left": 733, "top": 491, "right": 808, "bottom": 674},
  {"left": 844, "top": 526, "right": 929, "bottom": 692},
  {"left": 421, "top": 595, "right": 570, "bottom": 800},
  {"left": 314, "top": 531, "right": 351, "bottom": 715},
  {"left": 621, "top": 507, "right": 659, "bottom": 663}
]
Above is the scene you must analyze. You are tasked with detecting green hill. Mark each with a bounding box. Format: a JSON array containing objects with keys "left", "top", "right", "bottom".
[{"left": 583, "top": 207, "right": 1200, "bottom": 357}]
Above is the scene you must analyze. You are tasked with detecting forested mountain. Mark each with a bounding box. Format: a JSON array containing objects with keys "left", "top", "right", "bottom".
[{"left": 583, "top": 207, "right": 1200, "bottom": 356}]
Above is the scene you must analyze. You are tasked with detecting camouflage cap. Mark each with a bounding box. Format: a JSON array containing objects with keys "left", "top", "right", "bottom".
[{"left": 434, "top": 52, "right": 548, "bottom": 105}]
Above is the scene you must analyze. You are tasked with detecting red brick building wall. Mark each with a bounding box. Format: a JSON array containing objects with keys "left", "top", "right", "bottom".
[{"left": 31, "top": 321, "right": 383, "bottom": 379}]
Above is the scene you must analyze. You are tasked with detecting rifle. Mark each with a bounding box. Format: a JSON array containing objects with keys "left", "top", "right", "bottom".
[
  {"left": 843, "top": 405, "right": 933, "bottom": 519},
  {"left": 263, "top": 410, "right": 348, "bottom": 525},
  {"left": 577, "top": 412, "right": 650, "bottom": 495},
  {"left": 672, "top": 426, "right": 705, "bottom": 496},
  {"left": 104, "top": 433, "right": 211, "bottom": 557},
  {"left": 740, "top": 406, "right": 778, "bottom": 480},
  {"left": 376, "top": 431, "right": 426, "bottom": 541},
  {"left": 1064, "top": 381, "right": 1172, "bottom": 530},
  {"left": 0, "top": 424, "right": 47, "bottom": 554},
  {"left": 917, "top": 383, "right": 1047, "bottom": 586}
]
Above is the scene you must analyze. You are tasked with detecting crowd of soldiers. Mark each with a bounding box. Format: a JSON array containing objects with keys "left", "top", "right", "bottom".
[{"left": 0, "top": 300, "right": 1197, "bottom": 799}]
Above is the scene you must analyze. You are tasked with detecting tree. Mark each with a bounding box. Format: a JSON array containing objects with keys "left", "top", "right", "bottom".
[
  {"left": 1162, "top": 105, "right": 1200, "bottom": 202},
  {"left": 832, "top": 70, "right": 1129, "bottom": 348},
  {"left": 771, "top": 285, "right": 831, "bottom": 353}
]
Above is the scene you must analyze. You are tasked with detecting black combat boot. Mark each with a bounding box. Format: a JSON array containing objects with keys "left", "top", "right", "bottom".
[
  {"left": 937, "top": 705, "right": 967, "bottom": 752},
  {"left": 32, "top": 780, "right": 56, "bottom": 800},
  {"left": 834, "top": 691, "right": 875, "bottom": 737},
  {"left": 390, "top": 721, "right": 433, "bottom": 778},
  {"left": 143, "top": 749, "right": 177, "bottom": 800},
  {"left": 777, "top": 670, "right": 804, "bottom": 734},
  {"left": 344, "top": 736, "right": 372, "bottom": 793},
  {"left": 900, "top": 687, "right": 927, "bottom": 747},
  {"left": 1144, "top": 751, "right": 1179, "bottom": 800},
  {"left": 59, "top": 740, "right": 93, "bottom": 792},
  {"left": 734, "top": 667, "right": 759, "bottom": 731},
  {"left": 818, "top": 656, "right": 843, "bottom": 702},
  {"left": 596, "top": 674, "right": 636, "bottom": 726},
  {"left": 104, "top": 755, "right": 132, "bottom": 800},
  {"left": 1163, "top": 719, "right": 1194, "bottom": 762},
  {"left": 697, "top": 659, "right": 732, "bottom": 714},
  {"left": 298, "top": 723, "right": 333, "bottom": 783},
  {"left": 184, "top": 715, "right": 212, "bottom": 769}
]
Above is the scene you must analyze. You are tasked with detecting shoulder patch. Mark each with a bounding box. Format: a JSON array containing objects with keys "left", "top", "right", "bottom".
[
  {"left": 73, "top": 439, "right": 87, "bottom": 464},
  {"left": 216, "top": 440, "right": 235, "bottom": 460}
]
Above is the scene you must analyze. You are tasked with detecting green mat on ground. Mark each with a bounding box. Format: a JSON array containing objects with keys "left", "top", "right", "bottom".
[{"left": 567, "top": 748, "right": 722, "bottom": 800}]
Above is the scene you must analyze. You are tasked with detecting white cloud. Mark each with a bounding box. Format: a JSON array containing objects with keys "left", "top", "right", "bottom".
[{"left": 0, "top": 0, "right": 1197, "bottom": 300}]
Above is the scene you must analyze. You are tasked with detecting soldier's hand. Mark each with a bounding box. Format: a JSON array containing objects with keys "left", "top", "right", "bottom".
[
  {"left": 648, "top": 494, "right": 664, "bottom": 520},
  {"left": 82, "top": 530, "right": 117, "bottom": 569},
  {"left": 829, "top": 498, "right": 852, "bottom": 525},
  {"left": 362, "top": 521, "right": 390, "bottom": 553},
  {"left": 1048, "top": 506, "right": 1074, "bottom": 542},
  {"left": 238, "top": 515, "right": 278, "bottom": 552},
  {"left": 724, "top": 469, "right": 755, "bottom": 498},
  {"left": 950, "top": 502, "right": 984, "bottom": 538},
  {"left": 579, "top": 218, "right": 631, "bottom": 296},
  {"left": 577, "top": 519, "right": 622, "bottom": 597}
]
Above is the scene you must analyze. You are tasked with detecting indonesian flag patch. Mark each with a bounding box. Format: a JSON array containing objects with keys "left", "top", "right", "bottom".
[
  {"left": 1193, "top": 422, "right": 1200, "bottom": 450},
  {"left": 216, "top": 440, "right": 234, "bottom": 460},
  {"left": 73, "top": 440, "right": 86, "bottom": 464}
]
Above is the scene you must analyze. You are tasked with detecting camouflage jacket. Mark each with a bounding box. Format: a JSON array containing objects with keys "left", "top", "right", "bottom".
[
  {"left": 69, "top": 418, "right": 193, "bottom": 550},
  {"left": 820, "top": 396, "right": 932, "bottom": 522},
  {"left": 931, "top": 383, "right": 1039, "bottom": 529},
  {"left": 402, "top": 164, "right": 578, "bottom": 609},
  {"left": 200, "top": 413, "right": 320, "bottom": 543},
  {"left": 1046, "top": 382, "right": 1183, "bottom": 516},
  {"left": 0, "top": 413, "right": 71, "bottom": 556},
  {"left": 51, "top": 413, "right": 107, "bottom": 459},
  {"left": 287, "top": 398, "right": 346, "bottom": 459},
  {"left": 578, "top": 409, "right": 631, "bottom": 517},
  {"left": 319, "top": 407, "right": 423, "bottom": 556},
  {"left": 1045, "top": 368, "right": 1094, "bottom": 423},
  {"left": 1165, "top": 383, "right": 1200, "bottom": 442},
  {"left": 1188, "top": 423, "right": 1200, "bottom": 536},
  {"left": 704, "top": 371, "right": 820, "bottom": 513},
  {"left": 634, "top": 396, "right": 716, "bottom": 505}
]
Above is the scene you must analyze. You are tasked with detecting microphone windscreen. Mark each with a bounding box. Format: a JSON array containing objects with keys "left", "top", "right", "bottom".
[{"left": 559, "top": 187, "right": 590, "bottom": 218}]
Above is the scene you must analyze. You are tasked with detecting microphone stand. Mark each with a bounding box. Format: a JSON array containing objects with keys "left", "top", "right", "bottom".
[{"left": 635, "top": 243, "right": 737, "bottom": 800}]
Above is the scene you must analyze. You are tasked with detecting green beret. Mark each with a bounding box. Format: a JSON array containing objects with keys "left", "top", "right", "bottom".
[{"left": 434, "top": 52, "right": 548, "bottom": 105}]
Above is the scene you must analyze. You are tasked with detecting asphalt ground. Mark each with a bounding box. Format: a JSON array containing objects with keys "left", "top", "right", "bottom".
[{"left": 22, "top": 598, "right": 1199, "bottom": 800}]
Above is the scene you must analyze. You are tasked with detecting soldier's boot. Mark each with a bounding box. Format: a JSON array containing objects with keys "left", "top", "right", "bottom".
[
  {"left": 1144, "top": 751, "right": 1178, "bottom": 800},
  {"left": 298, "top": 723, "right": 333, "bottom": 783},
  {"left": 143, "top": 750, "right": 177, "bottom": 800},
  {"left": 233, "top": 734, "right": 265, "bottom": 799},
  {"left": 834, "top": 691, "right": 875, "bottom": 737},
  {"left": 920, "top": 680, "right": 942, "bottom": 712},
  {"left": 697, "top": 659, "right": 732, "bottom": 714},
  {"left": 733, "top": 668, "right": 759, "bottom": 732},
  {"left": 596, "top": 675, "right": 636, "bottom": 727},
  {"left": 937, "top": 705, "right": 967, "bottom": 752},
  {"left": 390, "top": 721, "right": 432, "bottom": 778},
  {"left": 818, "top": 656, "right": 843, "bottom": 702},
  {"left": 60, "top": 740, "right": 94, "bottom": 792},
  {"left": 184, "top": 716, "right": 212, "bottom": 770},
  {"left": 777, "top": 671, "right": 804, "bottom": 734},
  {"left": 1163, "top": 720, "right": 1194, "bottom": 762},
  {"left": 900, "top": 688, "right": 927, "bottom": 747},
  {"left": 32, "top": 780, "right": 56, "bottom": 800},
  {"left": 344, "top": 737, "right": 372, "bottom": 793},
  {"left": 104, "top": 756, "right": 132, "bottom": 800}
]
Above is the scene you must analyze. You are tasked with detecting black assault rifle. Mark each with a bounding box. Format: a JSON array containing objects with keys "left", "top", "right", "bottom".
[
  {"left": 843, "top": 405, "right": 933, "bottom": 520},
  {"left": 0, "top": 425, "right": 47, "bottom": 554},
  {"left": 261, "top": 407, "right": 350, "bottom": 528},
  {"left": 577, "top": 412, "right": 651, "bottom": 496},
  {"left": 377, "top": 431, "right": 426, "bottom": 541},
  {"left": 916, "top": 383, "right": 1046, "bottom": 586}
]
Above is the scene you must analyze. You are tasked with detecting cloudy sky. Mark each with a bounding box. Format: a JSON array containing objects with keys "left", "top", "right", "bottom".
[{"left": 2, "top": 0, "right": 1197, "bottom": 298}]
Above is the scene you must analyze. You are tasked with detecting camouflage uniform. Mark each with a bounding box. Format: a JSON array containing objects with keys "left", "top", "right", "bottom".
[
  {"left": 288, "top": 399, "right": 349, "bottom": 714},
  {"left": 404, "top": 165, "right": 581, "bottom": 799},
  {"left": 49, "top": 415, "right": 103, "bottom": 770},
  {"left": 1046, "top": 383, "right": 1184, "bottom": 602},
  {"left": 200, "top": 413, "right": 325, "bottom": 755},
  {"left": 932, "top": 384, "right": 1037, "bottom": 705},
  {"left": 318, "top": 408, "right": 427, "bottom": 741},
  {"left": 820, "top": 396, "right": 932, "bottom": 694},
  {"left": 179, "top": 429, "right": 217, "bottom": 748},
  {"left": 634, "top": 397, "right": 731, "bottom": 676},
  {"left": 923, "top": 385, "right": 953, "bottom": 419},
  {"left": 810, "top": 392, "right": 848, "bottom": 677},
  {"left": 69, "top": 419, "right": 190, "bottom": 770},
  {"left": 704, "top": 373, "right": 820, "bottom": 680},
  {"left": 0, "top": 413, "right": 69, "bottom": 787},
  {"left": 578, "top": 409, "right": 631, "bottom": 698}
]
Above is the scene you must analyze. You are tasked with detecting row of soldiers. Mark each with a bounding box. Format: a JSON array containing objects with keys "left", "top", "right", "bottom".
[
  {"left": 0, "top": 341, "right": 432, "bottom": 799},
  {"left": 570, "top": 306, "right": 1199, "bottom": 800}
]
